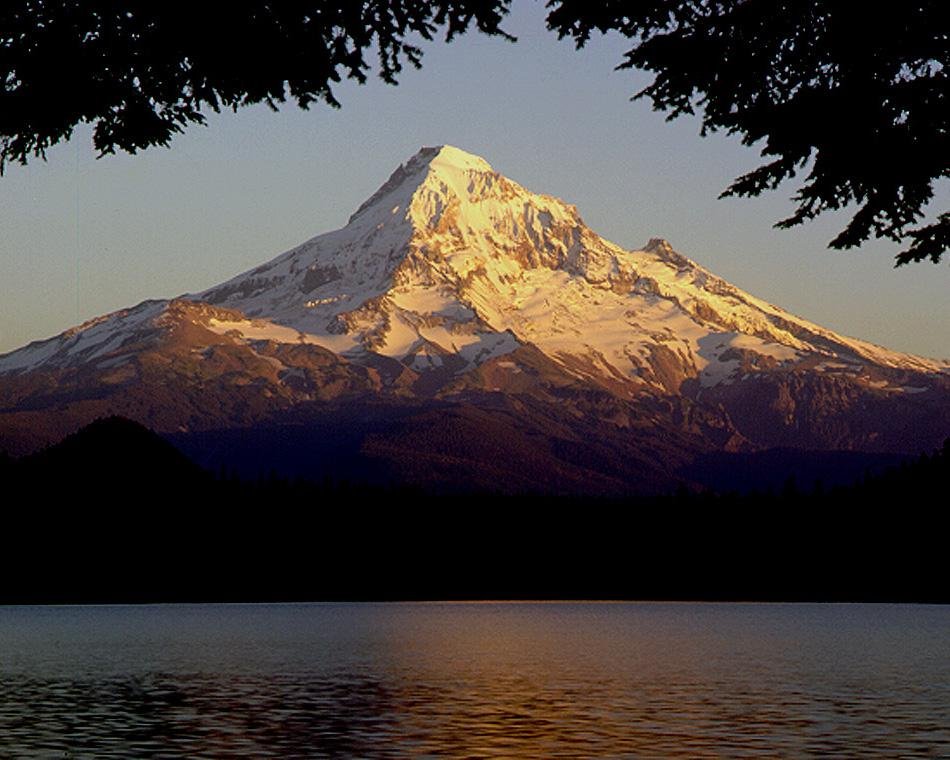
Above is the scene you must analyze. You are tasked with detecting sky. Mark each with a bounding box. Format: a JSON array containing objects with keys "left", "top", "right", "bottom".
[{"left": 1, "top": 3, "right": 947, "bottom": 359}]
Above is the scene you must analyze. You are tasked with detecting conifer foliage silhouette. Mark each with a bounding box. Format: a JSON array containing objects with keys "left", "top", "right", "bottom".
[
  {"left": 2, "top": 1, "right": 947, "bottom": 263},
  {"left": 0, "top": 2, "right": 512, "bottom": 169},
  {"left": 547, "top": 1, "right": 950, "bottom": 265}
]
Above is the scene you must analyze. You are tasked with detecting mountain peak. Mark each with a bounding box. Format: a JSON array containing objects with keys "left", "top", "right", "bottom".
[
  {"left": 348, "top": 145, "right": 495, "bottom": 224},
  {"left": 4, "top": 144, "right": 950, "bottom": 470},
  {"left": 644, "top": 237, "right": 673, "bottom": 253},
  {"left": 425, "top": 144, "right": 494, "bottom": 174},
  {"left": 5, "top": 144, "right": 948, "bottom": 394}
]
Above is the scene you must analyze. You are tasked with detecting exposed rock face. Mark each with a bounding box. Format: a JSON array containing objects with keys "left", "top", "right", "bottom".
[{"left": 1, "top": 145, "right": 947, "bottom": 490}]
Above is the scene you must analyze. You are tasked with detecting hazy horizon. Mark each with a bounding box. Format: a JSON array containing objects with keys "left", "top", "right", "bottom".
[{"left": 1, "top": 3, "right": 947, "bottom": 359}]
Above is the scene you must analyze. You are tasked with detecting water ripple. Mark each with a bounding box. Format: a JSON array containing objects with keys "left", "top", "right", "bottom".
[{"left": 0, "top": 603, "right": 947, "bottom": 757}]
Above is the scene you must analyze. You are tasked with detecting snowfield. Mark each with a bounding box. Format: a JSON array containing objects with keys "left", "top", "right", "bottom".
[{"left": 2, "top": 145, "right": 947, "bottom": 396}]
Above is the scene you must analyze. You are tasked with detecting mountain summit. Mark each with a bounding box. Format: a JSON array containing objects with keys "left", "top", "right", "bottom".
[{"left": 1, "top": 146, "right": 948, "bottom": 490}]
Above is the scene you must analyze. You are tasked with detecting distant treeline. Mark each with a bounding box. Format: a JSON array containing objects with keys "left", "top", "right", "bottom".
[{"left": 1, "top": 417, "right": 947, "bottom": 604}]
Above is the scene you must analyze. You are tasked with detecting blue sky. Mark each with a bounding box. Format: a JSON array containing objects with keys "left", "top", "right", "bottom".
[{"left": 1, "top": 3, "right": 947, "bottom": 358}]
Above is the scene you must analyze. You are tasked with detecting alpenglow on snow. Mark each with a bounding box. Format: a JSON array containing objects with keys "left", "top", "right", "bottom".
[{"left": 3, "top": 145, "right": 946, "bottom": 388}]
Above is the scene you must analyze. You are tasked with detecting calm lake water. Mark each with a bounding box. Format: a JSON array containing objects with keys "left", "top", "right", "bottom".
[{"left": 0, "top": 603, "right": 947, "bottom": 757}]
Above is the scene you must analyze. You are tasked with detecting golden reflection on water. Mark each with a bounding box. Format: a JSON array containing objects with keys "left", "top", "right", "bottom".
[{"left": 0, "top": 603, "right": 947, "bottom": 757}]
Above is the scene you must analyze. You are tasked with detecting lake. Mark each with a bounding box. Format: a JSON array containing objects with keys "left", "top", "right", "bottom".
[{"left": 0, "top": 603, "right": 947, "bottom": 757}]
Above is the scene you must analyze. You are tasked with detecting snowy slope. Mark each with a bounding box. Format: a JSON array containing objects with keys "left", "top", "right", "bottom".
[
  {"left": 191, "top": 144, "right": 949, "bottom": 393},
  {"left": 1, "top": 145, "right": 947, "bottom": 397}
]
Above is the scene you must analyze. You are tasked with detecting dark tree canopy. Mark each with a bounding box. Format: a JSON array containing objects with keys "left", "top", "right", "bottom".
[
  {"left": 547, "top": 0, "right": 950, "bottom": 265},
  {"left": 0, "top": 1, "right": 512, "bottom": 166},
  {"left": 2, "top": 1, "right": 948, "bottom": 265}
]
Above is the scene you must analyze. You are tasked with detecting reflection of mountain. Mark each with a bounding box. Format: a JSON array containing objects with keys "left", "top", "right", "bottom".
[
  {"left": 1, "top": 146, "right": 948, "bottom": 491},
  {"left": 2, "top": 604, "right": 944, "bottom": 756}
]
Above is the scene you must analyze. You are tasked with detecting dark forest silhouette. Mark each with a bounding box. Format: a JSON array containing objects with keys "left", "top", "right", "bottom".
[
  {"left": 1, "top": 2, "right": 946, "bottom": 263},
  {"left": 1, "top": 417, "right": 946, "bottom": 603}
]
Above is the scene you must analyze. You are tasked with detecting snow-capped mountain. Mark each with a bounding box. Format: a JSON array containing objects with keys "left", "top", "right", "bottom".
[
  {"left": 4, "top": 145, "right": 945, "bottom": 385},
  {"left": 1, "top": 146, "right": 948, "bottom": 490}
]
